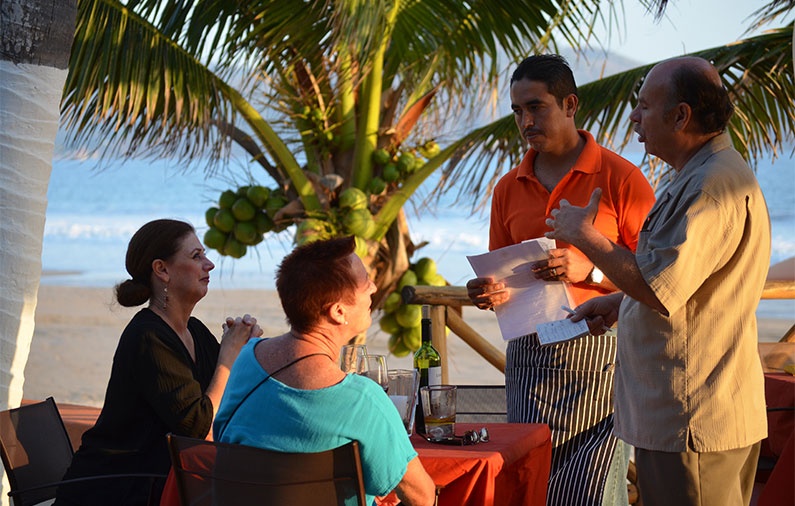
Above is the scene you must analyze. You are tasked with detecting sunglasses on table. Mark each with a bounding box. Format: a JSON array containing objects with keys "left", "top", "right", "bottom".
[{"left": 422, "top": 427, "right": 490, "bottom": 446}]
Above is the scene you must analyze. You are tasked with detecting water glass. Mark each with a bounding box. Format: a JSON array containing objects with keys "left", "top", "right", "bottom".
[
  {"left": 356, "top": 354, "right": 389, "bottom": 392},
  {"left": 339, "top": 344, "right": 368, "bottom": 373},
  {"left": 387, "top": 369, "right": 420, "bottom": 435},
  {"left": 420, "top": 385, "right": 457, "bottom": 441}
]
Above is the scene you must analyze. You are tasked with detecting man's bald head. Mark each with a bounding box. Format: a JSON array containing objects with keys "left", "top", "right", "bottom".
[{"left": 647, "top": 56, "right": 734, "bottom": 135}]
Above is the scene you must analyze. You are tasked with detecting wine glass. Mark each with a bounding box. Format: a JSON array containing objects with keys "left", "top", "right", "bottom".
[
  {"left": 357, "top": 354, "right": 389, "bottom": 392},
  {"left": 339, "top": 344, "right": 368, "bottom": 373}
]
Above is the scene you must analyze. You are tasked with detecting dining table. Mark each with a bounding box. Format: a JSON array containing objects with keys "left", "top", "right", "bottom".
[
  {"left": 757, "top": 372, "right": 795, "bottom": 506},
  {"left": 377, "top": 422, "right": 551, "bottom": 506},
  {"left": 36, "top": 399, "right": 551, "bottom": 506}
]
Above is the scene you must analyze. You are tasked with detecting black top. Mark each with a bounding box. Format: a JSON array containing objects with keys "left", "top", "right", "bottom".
[{"left": 54, "top": 308, "right": 220, "bottom": 506}]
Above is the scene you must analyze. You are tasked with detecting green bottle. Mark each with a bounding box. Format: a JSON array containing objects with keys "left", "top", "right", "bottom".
[{"left": 413, "top": 305, "right": 442, "bottom": 434}]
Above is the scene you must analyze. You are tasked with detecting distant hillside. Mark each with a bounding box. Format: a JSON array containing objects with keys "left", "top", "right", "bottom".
[{"left": 561, "top": 47, "right": 643, "bottom": 84}]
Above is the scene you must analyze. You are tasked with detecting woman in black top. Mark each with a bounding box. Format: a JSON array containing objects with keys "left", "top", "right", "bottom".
[{"left": 54, "top": 219, "right": 261, "bottom": 506}]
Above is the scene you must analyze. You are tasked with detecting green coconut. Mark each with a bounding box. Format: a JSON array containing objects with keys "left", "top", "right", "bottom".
[
  {"left": 203, "top": 227, "right": 227, "bottom": 251},
  {"left": 231, "top": 198, "right": 257, "bottom": 222},
  {"left": 395, "top": 303, "right": 421, "bottom": 328},
  {"left": 379, "top": 313, "right": 401, "bottom": 335},
  {"left": 383, "top": 291, "right": 402, "bottom": 314},
  {"left": 372, "top": 148, "right": 391, "bottom": 165},
  {"left": 402, "top": 324, "right": 422, "bottom": 351},
  {"left": 388, "top": 333, "right": 412, "bottom": 358},
  {"left": 343, "top": 208, "right": 374, "bottom": 237},
  {"left": 213, "top": 209, "right": 236, "bottom": 233},
  {"left": 205, "top": 207, "right": 219, "bottom": 228},
  {"left": 218, "top": 190, "right": 238, "bottom": 209},
  {"left": 233, "top": 221, "right": 259, "bottom": 245},
  {"left": 246, "top": 185, "right": 270, "bottom": 208},
  {"left": 339, "top": 187, "right": 369, "bottom": 210}
]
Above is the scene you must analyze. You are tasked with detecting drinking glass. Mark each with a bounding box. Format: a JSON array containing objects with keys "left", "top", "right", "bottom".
[
  {"left": 339, "top": 344, "right": 368, "bottom": 373},
  {"left": 357, "top": 354, "right": 389, "bottom": 392},
  {"left": 420, "top": 385, "right": 457, "bottom": 441},
  {"left": 387, "top": 369, "right": 420, "bottom": 435}
]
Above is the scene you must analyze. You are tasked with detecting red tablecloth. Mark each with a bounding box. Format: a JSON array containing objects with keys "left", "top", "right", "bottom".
[
  {"left": 377, "top": 423, "right": 551, "bottom": 506},
  {"left": 161, "top": 423, "right": 551, "bottom": 506},
  {"left": 36, "top": 401, "right": 551, "bottom": 506},
  {"left": 758, "top": 373, "right": 795, "bottom": 506},
  {"left": 763, "top": 373, "right": 795, "bottom": 455}
]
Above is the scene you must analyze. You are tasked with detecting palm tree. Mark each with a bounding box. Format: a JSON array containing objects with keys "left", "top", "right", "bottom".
[
  {"left": 0, "top": 0, "right": 76, "bottom": 501},
  {"left": 0, "top": 1, "right": 77, "bottom": 407},
  {"left": 60, "top": 0, "right": 644, "bottom": 350},
  {"left": 59, "top": 0, "right": 793, "bottom": 351}
]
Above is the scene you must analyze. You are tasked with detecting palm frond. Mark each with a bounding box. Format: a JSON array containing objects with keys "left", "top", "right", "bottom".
[
  {"left": 383, "top": 0, "right": 644, "bottom": 116},
  {"left": 579, "top": 26, "right": 795, "bottom": 164},
  {"left": 432, "top": 25, "right": 794, "bottom": 201},
  {"left": 62, "top": 0, "right": 237, "bottom": 162},
  {"left": 748, "top": 0, "right": 795, "bottom": 30}
]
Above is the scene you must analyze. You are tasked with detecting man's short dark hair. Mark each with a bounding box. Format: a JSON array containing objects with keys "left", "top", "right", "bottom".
[
  {"left": 510, "top": 54, "right": 578, "bottom": 106},
  {"left": 668, "top": 65, "right": 734, "bottom": 134}
]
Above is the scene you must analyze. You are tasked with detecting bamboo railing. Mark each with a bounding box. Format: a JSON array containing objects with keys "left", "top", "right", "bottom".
[{"left": 402, "top": 279, "right": 795, "bottom": 381}]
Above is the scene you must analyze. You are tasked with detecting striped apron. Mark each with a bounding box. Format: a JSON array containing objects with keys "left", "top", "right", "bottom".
[{"left": 506, "top": 332, "right": 624, "bottom": 506}]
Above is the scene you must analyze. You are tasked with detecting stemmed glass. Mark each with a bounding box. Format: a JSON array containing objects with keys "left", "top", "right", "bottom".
[
  {"left": 356, "top": 354, "right": 389, "bottom": 393},
  {"left": 339, "top": 344, "right": 368, "bottom": 374}
]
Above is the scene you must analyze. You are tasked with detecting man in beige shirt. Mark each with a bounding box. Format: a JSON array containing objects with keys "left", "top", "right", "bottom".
[{"left": 544, "top": 56, "right": 770, "bottom": 506}]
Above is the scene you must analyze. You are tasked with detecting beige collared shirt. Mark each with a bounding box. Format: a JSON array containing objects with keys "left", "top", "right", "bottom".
[{"left": 615, "top": 133, "right": 770, "bottom": 452}]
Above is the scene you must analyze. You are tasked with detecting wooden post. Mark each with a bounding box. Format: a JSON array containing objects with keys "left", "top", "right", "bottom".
[
  {"left": 445, "top": 309, "right": 506, "bottom": 373},
  {"left": 392, "top": 279, "right": 795, "bottom": 370},
  {"left": 429, "top": 305, "right": 448, "bottom": 383},
  {"left": 762, "top": 280, "right": 795, "bottom": 300},
  {"left": 401, "top": 285, "right": 507, "bottom": 375}
]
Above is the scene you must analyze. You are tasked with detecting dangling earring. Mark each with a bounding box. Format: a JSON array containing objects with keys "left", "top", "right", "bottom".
[{"left": 162, "top": 285, "right": 169, "bottom": 311}]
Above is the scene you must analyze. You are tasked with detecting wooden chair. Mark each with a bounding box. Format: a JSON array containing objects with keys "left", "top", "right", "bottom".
[
  {"left": 167, "top": 433, "right": 367, "bottom": 506},
  {"left": 0, "top": 397, "right": 164, "bottom": 506}
]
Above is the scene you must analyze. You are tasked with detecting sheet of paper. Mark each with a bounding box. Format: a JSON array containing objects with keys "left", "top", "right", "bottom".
[
  {"left": 466, "top": 238, "right": 573, "bottom": 341},
  {"left": 536, "top": 318, "right": 590, "bottom": 345}
]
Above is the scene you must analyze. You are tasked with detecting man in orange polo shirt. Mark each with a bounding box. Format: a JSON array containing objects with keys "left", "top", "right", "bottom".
[{"left": 467, "top": 54, "right": 655, "bottom": 506}]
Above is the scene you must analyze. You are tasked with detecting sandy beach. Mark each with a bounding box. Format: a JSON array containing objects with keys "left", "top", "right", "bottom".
[{"left": 24, "top": 284, "right": 793, "bottom": 408}]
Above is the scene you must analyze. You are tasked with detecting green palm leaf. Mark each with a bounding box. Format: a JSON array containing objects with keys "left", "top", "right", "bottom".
[{"left": 432, "top": 24, "right": 794, "bottom": 200}]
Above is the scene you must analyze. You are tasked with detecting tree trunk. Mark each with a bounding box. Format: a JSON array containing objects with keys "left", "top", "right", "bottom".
[{"left": 0, "top": 0, "right": 76, "bottom": 502}]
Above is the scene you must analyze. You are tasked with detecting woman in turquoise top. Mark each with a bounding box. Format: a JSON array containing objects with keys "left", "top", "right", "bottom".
[{"left": 214, "top": 236, "right": 436, "bottom": 506}]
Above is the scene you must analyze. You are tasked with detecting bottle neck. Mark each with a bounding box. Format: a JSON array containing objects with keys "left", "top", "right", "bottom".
[{"left": 421, "top": 318, "right": 432, "bottom": 343}]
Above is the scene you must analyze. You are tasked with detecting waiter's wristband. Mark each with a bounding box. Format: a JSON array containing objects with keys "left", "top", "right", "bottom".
[{"left": 586, "top": 266, "right": 604, "bottom": 285}]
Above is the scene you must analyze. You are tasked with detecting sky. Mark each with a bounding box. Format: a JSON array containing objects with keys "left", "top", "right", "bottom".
[{"left": 597, "top": 0, "right": 792, "bottom": 63}]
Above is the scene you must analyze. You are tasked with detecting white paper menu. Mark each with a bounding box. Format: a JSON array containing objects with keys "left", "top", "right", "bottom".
[{"left": 466, "top": 238, "right": 576, "bottom": 341}]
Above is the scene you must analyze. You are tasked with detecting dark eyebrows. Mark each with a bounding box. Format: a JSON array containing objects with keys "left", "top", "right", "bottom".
[{"left": 512, "top": 98, "right": 545, "bottom": 109}]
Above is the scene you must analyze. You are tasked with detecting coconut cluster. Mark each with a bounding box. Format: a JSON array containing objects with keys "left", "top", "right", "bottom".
[
  {"left": 370, "top": 141, "right": 439, "bottom": 193},
  {"left": 202, "top": 141, "right": 449, "bottom": 357},
  {"left": 379, "top": 257, "right": 448, "bottom": 356},
  {"left": 203, "top": 185, "right": 287, "bottom": 258}
]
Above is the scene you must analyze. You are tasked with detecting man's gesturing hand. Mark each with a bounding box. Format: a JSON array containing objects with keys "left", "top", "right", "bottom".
[{"left": 545, "top": 188, "right": 602, "bottom": 245}]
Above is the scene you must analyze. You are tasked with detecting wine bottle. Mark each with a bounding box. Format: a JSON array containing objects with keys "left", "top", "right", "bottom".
[{"left": 413, "top": 305, "right": 442, "bottom": 435}]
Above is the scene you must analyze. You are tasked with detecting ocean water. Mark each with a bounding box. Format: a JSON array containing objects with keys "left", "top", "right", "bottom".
[{"left": 41, "top": 152, "right": 794, "bottom": 319}]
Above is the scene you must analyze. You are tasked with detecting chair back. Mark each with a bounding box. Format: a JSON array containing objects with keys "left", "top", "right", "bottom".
[
  {"left": 455, "top": 385, "right": 508, "bottom": 423},
  {"left": 0, "top": 397, "right": 75, "bottom": 506},
  {"left": 167, "top": 434, "right": 367, "bottom": 506}
]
